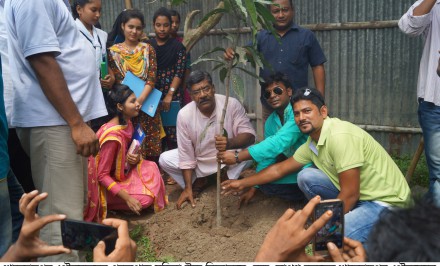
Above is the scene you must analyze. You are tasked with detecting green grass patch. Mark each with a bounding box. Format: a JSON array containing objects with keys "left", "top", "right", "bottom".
[
  {"left": 130, "top": 224, "right": 174, "bottom": 262},
  {"left": 391, "top": 154, "right": 429, "bottom": 188}
]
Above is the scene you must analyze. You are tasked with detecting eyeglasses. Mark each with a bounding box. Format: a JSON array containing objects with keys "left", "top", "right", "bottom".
[
  {"left": 301, "top": 88, "right": 325, "bottom": 105},
  {"left": 191, "top": 85, "right": 212, "bottom": 96},
  {"left": 263, "top": 86, "right": 284, "bottom": 99},
  {"left": 304, "top": 88, "right": 313, "bottom": 96}
]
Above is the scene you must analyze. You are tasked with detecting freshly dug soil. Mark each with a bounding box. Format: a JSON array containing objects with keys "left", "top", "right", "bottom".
[{"left": 115, "top": 169, "right": 304, "bottom": 262}]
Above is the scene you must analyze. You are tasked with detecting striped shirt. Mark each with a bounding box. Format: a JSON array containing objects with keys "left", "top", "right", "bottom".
[{"left": 399, "top": 0, "right": 440, "bottom": 106}]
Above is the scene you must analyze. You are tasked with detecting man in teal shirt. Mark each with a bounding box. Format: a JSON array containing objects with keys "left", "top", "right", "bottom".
[
  {"left": 219, "top": 72, "right": 308, "bottom": 205},
  {"left": 0, "top": 55, "right": 12, "bottom": 256}
]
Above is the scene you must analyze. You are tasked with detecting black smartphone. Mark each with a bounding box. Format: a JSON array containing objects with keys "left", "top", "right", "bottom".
[
  {"left": 61, "top": 219, "right": 117, "bottom": 255},
  {"left": 313, "top": 199, "right": 344, "bottom": 256}
]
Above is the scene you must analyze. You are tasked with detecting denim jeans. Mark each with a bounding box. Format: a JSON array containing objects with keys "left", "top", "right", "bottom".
[
  {"left": 297, "top": 168, "right": 388, "bottom": 243},
  {"left": 0, "top": 169, "right": 24, "bottom": 256},
  {"left": 259, "top": 183, "right": 306, "bottom": 202},
  {"left": 0, "top": 177, "right": 11, "bottom": 256},
  {"left": 8, "top": 169, "right": 24, "bottom": 242},
  {"left": 418, "top": 99, "right": 440, "bottom": 207}
]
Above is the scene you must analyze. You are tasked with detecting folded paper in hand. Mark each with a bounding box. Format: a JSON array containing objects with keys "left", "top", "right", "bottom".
[
  {"left": 122, "top": 71, "right": 162, "bottom": 117},
  {"left": 160, "top": 101, "right": 180, "bottom": 126}
]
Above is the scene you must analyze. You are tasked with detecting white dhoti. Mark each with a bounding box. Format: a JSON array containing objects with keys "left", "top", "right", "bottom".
[{"left": 159, "top": 149, "right": 253, "bottom": 189}]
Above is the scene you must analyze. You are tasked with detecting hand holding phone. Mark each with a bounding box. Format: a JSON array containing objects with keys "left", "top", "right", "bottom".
[
  {"left": 255, "top": 196, "right": 333, "bottom": 262},
  {"left": 0, "top": 191, "right": 71, "bottom": 262},
  {"left": 93, "top": 218, "right": 137, "bottom": 262},
  {"left": 313, "top": 199, "right": 344, "bottom": 257},
  {"left": 327, "top": 237, "right": 366, "bottom": 262},
  {"left": 61, "top": 219, "right": 117, "bottom": 255}
]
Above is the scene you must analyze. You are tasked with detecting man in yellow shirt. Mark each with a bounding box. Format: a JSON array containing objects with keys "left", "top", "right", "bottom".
[{"left": 221, "top": 88, "right": 411, "bottom": 243}]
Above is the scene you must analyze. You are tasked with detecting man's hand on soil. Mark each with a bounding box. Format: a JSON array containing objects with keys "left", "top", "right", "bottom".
[{"left": 176, "top": 188, "right": 196, "bottom": 209}]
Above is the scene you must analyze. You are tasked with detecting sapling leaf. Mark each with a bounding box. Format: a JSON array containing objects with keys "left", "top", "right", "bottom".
[
  {"left": 235, "top": 46, "right": 248, "bottom": 66},
  {"left": 219, "top": 68, "right": 228, "bottom": 83},
  {"left": 231, "top": 74, "right": 245, "bottom": 104}
]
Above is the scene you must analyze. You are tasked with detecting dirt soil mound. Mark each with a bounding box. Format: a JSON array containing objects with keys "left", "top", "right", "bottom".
[{"left": 116, "top": 169, "right": 303, "bottom": 262}]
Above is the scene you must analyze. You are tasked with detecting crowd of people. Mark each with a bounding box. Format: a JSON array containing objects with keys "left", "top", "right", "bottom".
[{"left": 0, "top": 0, "right": 439, "bottom": 263}]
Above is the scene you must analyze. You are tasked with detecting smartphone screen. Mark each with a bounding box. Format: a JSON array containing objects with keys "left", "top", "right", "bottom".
[
  {"left": 61, "top": 219, "right": 117, "bottom": 255},
  {"left": 314, "top": 199, "right": 344, "bottom": 253}
]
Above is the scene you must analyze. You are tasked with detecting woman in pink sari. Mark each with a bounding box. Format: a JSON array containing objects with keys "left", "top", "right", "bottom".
[{"left": 85, "top": 84, "right": 168, "bottom": 222}]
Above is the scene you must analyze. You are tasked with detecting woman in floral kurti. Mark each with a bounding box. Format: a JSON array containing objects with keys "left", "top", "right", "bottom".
[{"left": 108, "top": 9, "right": 163, "bottom": 161}]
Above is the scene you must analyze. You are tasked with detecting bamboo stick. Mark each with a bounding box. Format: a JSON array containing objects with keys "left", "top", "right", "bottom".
[
  {"left": 405, "top": 138, "right": 424, "bottom": 182},
  {"left": 182, "top": 20, "right": 400, "bottom": 36},
  {"left": 124, "top": 0, "right": 132, "bottom": 9}
]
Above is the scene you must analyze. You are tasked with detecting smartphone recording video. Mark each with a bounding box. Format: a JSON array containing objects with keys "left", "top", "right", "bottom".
[
  {"left": 61, "top": 219, "right": 117, "bottom": 255},
  {"left": 313, "top": 199, "right": 344, "bottom": 255}
]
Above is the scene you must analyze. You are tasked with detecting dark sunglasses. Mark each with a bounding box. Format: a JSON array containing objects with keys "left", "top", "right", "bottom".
[{"left": 264, "top": 86, "right": 284, "bottom": 99}]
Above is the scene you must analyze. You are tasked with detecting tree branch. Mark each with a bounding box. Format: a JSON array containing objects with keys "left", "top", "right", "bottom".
[{"left": 183, "top": 1, "right": 225, "bottom": 52}]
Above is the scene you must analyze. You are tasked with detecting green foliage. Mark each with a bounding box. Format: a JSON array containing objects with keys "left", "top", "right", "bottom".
[
  {"left": 231, "top": 74, "right": 245, "bottom": 103},
  {"left": 191, "top": 0, "right": 278, "bottom": 98},
  {"left": 391, "top": 154, "right": 429, "bottom": 188},
  {"left": 129, "top": 223, "right": 143, "bottom": 239},
  {"left": 136, "top": 236, "right": 158, "bottom": 262},
  {"left": 234, "top": 46, "right": 249, "bottom": 65},
  {"left": 169, "top": 0, "right": 187, "bottom": 5},
  {"left": 219, "top": 68, "right": 228, "bottom": 83},
  {"left": 233, "top": 0, "right": 248, "bottom": 18},
  {"left": 244, "top": 0, "right": 258, "bottom": 37}
]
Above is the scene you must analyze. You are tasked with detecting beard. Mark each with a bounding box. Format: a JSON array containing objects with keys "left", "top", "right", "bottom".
[{"left": 298, "top": 123, "right": 315, "bottom": 135}]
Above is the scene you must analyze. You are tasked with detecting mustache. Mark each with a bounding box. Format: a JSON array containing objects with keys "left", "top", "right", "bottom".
[{"left": 199, "top": 98, "right": 210, "bottom": 104}]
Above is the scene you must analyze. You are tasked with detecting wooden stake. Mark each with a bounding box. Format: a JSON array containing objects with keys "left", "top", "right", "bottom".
[
  {"left": 405, "top": 138, "right": 424, "bottom": 182},
  {"left": 124, "top": 0, "right": 132, "bottom": 9}
]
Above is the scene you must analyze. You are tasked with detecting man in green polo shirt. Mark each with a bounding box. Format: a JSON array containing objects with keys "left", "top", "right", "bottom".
[{"left": 221, "top": 87, "right": 411, "bottom": 243}]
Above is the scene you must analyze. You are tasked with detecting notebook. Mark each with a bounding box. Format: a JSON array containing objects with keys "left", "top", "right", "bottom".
[
  {"left": 160, "top": 101, "right": 181, "bottom": 126},
  {"left": 122, "top": 71, "right": 162, "bottom": 117},
  {"left": 132, "top": 124, "right": 146, "bottom": 143}
]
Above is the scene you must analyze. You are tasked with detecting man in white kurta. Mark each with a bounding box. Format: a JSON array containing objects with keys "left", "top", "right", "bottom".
[{"left": 159, "top": 70, "right": 256, "bottom": 209}]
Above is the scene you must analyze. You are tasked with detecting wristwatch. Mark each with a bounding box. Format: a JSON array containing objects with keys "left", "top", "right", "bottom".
[
  {"left": 235, "top": 150, "right": 240, "bottom": 164},
  {"left": 169, "top": 87, "right": 176, "bottom": 93}
]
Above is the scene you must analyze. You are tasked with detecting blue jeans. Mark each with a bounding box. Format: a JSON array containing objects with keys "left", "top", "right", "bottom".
[
  {"left": 418, "top": 99, "right": 440, "bottom": 207},
  {"left": 0, "top": 177, "right": 11, "bottom": 256},
  {"left": 297, "top": 168, "right": 388, "bottom": 243},
  {"left": 8, "top": 169, "right": 24, "bottom": 242},
  {"left": 0, "top": 169, "right": 24, "bottom": 256},
  {"left": 258, "top": 183, "right": 306, "bottom": 202}
]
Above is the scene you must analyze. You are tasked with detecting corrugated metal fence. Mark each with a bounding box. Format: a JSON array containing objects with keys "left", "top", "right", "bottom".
[{"left": 98, "top": 0, "right": 424, "bottom": 156}]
